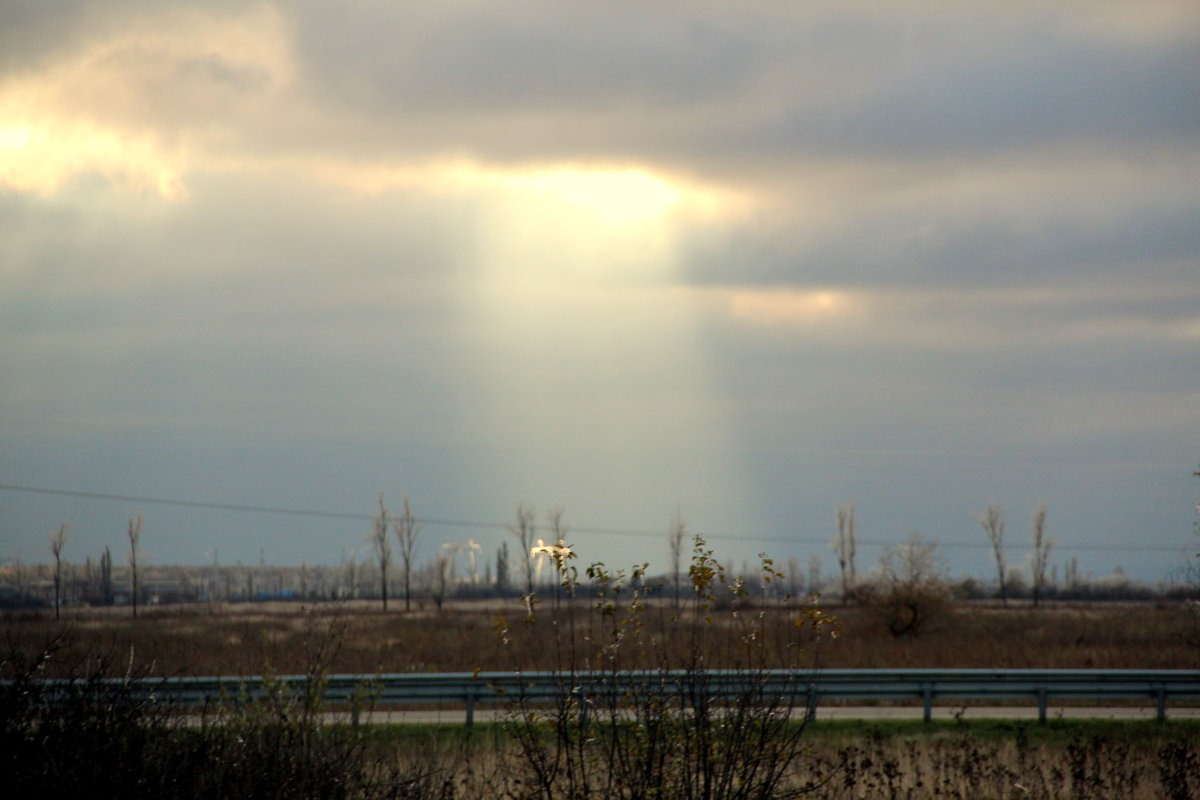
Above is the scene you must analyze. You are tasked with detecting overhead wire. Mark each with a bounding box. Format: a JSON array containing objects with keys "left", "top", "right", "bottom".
[{"left": 0, "top": 483, "right": 1184, "bottom": 553}]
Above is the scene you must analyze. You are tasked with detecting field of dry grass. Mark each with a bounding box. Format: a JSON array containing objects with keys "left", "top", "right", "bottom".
[
  {"left": 3, "top": 597, "right": 1195, "bottom": 678},
  {"left": 5, "top": 597, "right": 1198, "bottom": 799}
]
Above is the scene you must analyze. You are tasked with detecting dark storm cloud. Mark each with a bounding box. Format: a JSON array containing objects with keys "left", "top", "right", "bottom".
[
  {"left": 8, "top": 2, "right": 1197, "bottom": 187},
  {"left": 291, "top": 1, "right": 764, "bottom": 112},
  {"left": 678, "top": 158, "right": 1200, "bottom": 291},
  {"left": 748, "top": 31, "right": 1200, "bottom": 160},
  {"left": 262, "top": 2, "right": 1200, "bottom": 172},
  {"left": 0, "top": 0, "right": 246, "bottom": 71}
]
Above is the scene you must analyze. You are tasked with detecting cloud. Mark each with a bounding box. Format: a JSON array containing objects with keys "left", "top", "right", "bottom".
[
  {"left": 273, "top": 0, "right": 1200, "bottom": 174},
  {"left": 0, "top": 3, "right": 293, "bottom": 198},
  {"left": 2, "top": 1, "right": 1197, "bottom": 578},
  {"left": 679, "top": 148, "right": 1200, "bottom": 295}
]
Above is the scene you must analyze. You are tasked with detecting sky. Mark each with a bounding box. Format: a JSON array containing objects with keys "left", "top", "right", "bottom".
[{"left": 2, "top": 0, "right": 1198, "bottom": 585}]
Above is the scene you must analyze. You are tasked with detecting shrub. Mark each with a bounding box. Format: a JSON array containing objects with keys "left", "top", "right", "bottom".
[
  {"left": 0, "top": 622, "right": 466, "bottom": 800},
  {"left": 493, "top": 536, "right": 838, "bottom": 800},
  {"left": 856, "top": 533, "right": 951, "bottom": 637}
]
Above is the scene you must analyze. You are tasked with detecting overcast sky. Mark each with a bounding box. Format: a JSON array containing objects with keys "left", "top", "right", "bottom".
[{"left": 2, "top": 0, "right": 1198, "bottom": 584}]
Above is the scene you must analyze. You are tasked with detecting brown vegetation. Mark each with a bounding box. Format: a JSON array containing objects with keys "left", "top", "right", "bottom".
[
  {"left": 4, "top": 537, "right": 1197, "bottom": 800},
  {"left": 2, "top": 597, "right": 1194, "bottom": 678}
]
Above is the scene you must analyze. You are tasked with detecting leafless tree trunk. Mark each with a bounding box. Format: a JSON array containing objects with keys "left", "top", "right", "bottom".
[
  {"left": 372, "top": 494, "right": 391, "bottom": 611},
  {"left": 342, "top": 549, "right": 359, "bottom": 599},
  {"left": 542, "top": 508, "right": 573, "bottom": 608},
  {"left": 787, "top": 556, "right": 801, "bottom": 597},
  {"left": 100, "top": 546, "right": 114, "bottom": 605},
  {"left": 431, "top": 554, "right": 452, "bottom": 611},
  {"left": 1030, "top": 504, "right": 1052, "bottom": 608},
  {"left": 495, "top": 542, "right": 510, "bottom": 592},
  {"left": 393, "top": 495, "right": 420, "bottom": 612},
  {"left": 128, "top": 515, "right": 143, "bottom": 618},
  {"left": 50, "top": 523, "right": 68, "bottom": 620},
  {"left": 510, "top": 502, "right": 537, "bottom": 596},
  {"left": 834, "top": 503, "right": 857, "bottom": 603},
  {"left": 973, "top": 503, "right": 1007, "bottom": 606},
  {"left": 208, "top": 548, "right": 221, "bottom": 604},
  {"left": 668, "top": 508, "right": 687, "bottom": 608},
  {"left": 546, "top": 507, "right": 568, "bottom": 547}
]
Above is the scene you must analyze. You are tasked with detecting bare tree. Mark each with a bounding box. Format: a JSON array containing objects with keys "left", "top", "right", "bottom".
[
  {"left": 128, "top": 514, "right": 143, "bottom": 618},
  {"left": 1180, "top": 464, "right": 1200, "bottom": 643},
  {"left": 510, "top": 502, "right": 537, "bottom": 596},
  {"left": 371, "top": 494, "right": 392, "bottom": 611},
  {"left": 496, "top": 541, "right": 510, "bottom": 592},
  {"left": 207, "top": 548, "right": 221, "bottom": 605},
  {"left": 1064, "top": 556, "right": 1079, "bottom": 592},
  {"left": 860, "top": 532, "right": 950, "bottom": 636},
  {"left": 342, "top": 548, "right": 359, "bottom": 599},
  {"left": 431, "top": 554, "right": 452, "bottom": 611},
  {"left": 543, "top": 507, "right": 571, "bottom": 592},
  {"left": 973, "top": 503, "right": 1008, "bottom": 606},
  {"left": 546, "top": 507, "right": 569, "bottom": 547},
  {"left": 787, "top": 556, "right": 801, "bottom": 596},
  {"left": 392, "top": 495, "right": 420, "bottom": 612},
  {"left": 100, "top": 546, "right": 114, "bottom": 605},
  {"left": 49, "top": 523, "right": 68, "bottom": 619},
  {"left": 808, "top": 555, "right": 823, "bottom": 594},
  {"left": 1030, "top": 504, "right": 1053, "bottom": 608},
  {"left": 668, "top": 508, "right": 687, "bottom": 608},
  {"left": 834, "top": 502, "right": 858, "bottom": 603}
]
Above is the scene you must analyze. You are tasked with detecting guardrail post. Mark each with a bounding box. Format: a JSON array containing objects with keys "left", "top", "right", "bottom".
[
  {"left": 1156, "top": 687, "right": 1166, "bottom": 722},
  {"left": 922, "top": 684, "right": 933, "bottom": 723},
  {"left": 466, "top": 692, "right": 475, "bottom": 727},
  {"left": 1037, "top": 689, "right": 1047, "bottom": 725}
]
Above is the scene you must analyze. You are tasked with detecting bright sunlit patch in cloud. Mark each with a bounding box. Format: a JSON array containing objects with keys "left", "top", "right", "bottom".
[
  {"left": 496, "top": 168, "right": 683, "bottom": 224},
  {"left": 312, "top": 158, "right": 746, "bottom": 223},
  {"left": 431, "top": 161, "right": 750, "bottom": 289},
  {"left": 0, "top": 126, "right": 33, "bottom": 149},
  {"left": 0, "top": 5, "right": 291, "bottom": 200},
  {"left": 723, "top": 289, "right": 862, "bottom": 326},
  {"left": 0, "top": 119, "right": 188, "bottom": 200}
]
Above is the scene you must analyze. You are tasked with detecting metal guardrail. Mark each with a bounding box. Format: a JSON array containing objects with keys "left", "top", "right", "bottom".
[{"left": 17, "top": 669, "right": 1200, "bottom": 725}]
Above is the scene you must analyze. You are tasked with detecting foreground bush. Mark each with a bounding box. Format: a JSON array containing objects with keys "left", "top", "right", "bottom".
[
  {"left": 801, "top": 722, "right": 1200, "bottom": 800},
  {"left": 490, "top": 537, "right": 838, "bottom": 800},
  {"left": 0, "top": 628, "right": 473, "bottom": 800}
]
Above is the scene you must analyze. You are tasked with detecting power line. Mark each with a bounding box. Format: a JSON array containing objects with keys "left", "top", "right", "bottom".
[
  {"left": 0, "top": 483, "right": 658, "bottom": 540},
  {"left": 1, "top": 484, "right": 368, "bottom": 521},
  {"left": 0, "top": 483, "right": 1185, "bottom": 553}
]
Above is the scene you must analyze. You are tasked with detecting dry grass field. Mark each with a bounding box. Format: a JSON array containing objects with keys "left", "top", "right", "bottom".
[
  {"left": 3, "top": 597, "right": 1195, "bottom": 678},
  {"left": 5, "top": 595, "right": 1198, "bottom": 799}
]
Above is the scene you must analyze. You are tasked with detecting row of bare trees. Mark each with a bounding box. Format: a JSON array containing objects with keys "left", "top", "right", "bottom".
[
  {"left": 973, "top": 502, "right": 1053, "bottom": 607},
  {"left": 366, "top": 498, "right": 574, "bottom": 613},
  {"left": 827, "top": 501, "right": 1055, "bottom": 609},
  {"left": 369, "top": 494, "right": 420, "bottom": 612},
  {"left": 36, "top": 474, "right": 1186, "bottom": 618},
  {"left": 44, "top": 514, "right": 143, "bottom": 618}
]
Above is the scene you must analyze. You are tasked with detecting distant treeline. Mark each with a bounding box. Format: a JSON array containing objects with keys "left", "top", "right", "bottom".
[{"left": 0, "top": 556, "right": 1193, "bottom": 612}]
